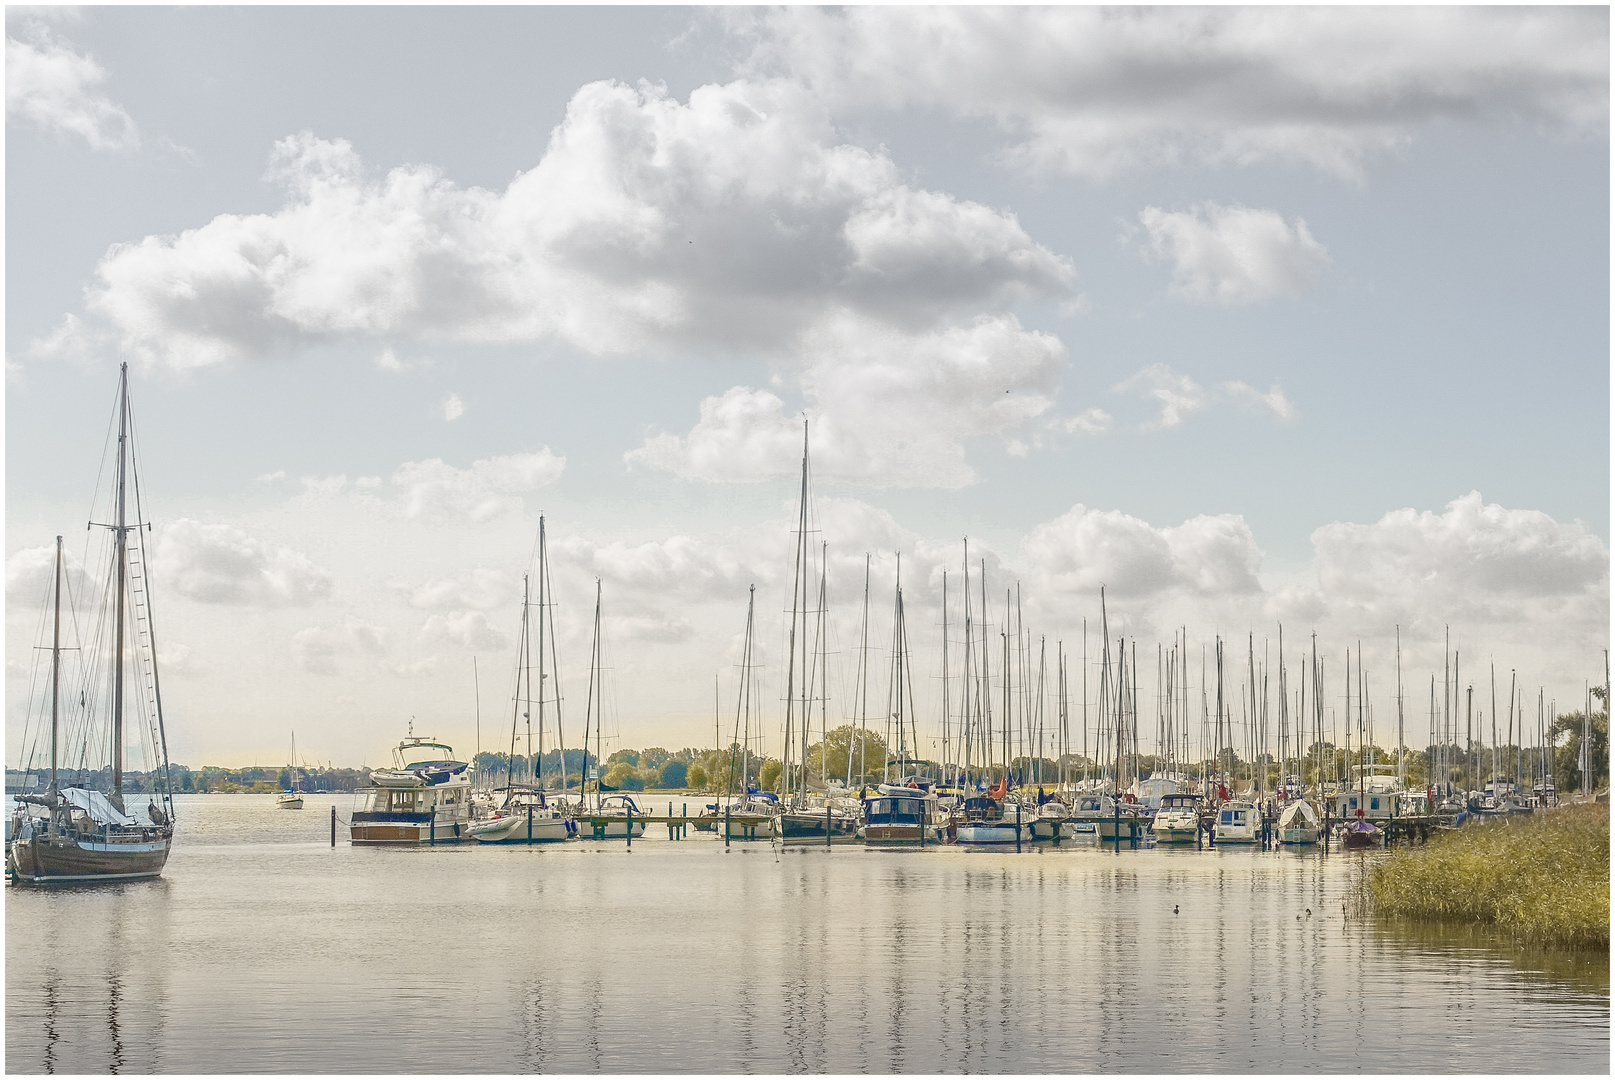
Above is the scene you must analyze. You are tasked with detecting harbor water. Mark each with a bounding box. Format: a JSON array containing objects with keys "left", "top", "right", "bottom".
[{"left": 6, "top": 794, "right": 1609, "bottom": 1073}]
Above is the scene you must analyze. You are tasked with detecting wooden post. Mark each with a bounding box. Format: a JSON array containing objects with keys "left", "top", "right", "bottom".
[
  {"left": 725, "top": 803, "right": 731, "bottom": 848},
  {"left": 430, "top": 810, "right": 435, "bottom": 846},
  {"left": 626, "top": 801, "right": 633, "bottom": 848},
  {"left": 1016, "top": 797, "right": 1022, "bottom": 853},
  {"left": 826, "top": 802, "right": 832, "bottom": 848},
  {"left": 527, "top": 803, "right": 533, "bottom": 844},
  {"left": 331, "top": 803, "right": 336, "bottom": 847}
]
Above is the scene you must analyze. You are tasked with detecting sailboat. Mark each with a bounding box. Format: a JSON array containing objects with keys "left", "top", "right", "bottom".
[
  {"left": 575, "top": 578, "right": 646, "bottom": 840},
  {"left": 276, "top": 733, "right": 305, "bottom": 809},
  {"left": 719, "top": 586, "right": 779, "bottom": 840},
  {"left": 774, "top": 428, "right": 858, "bottom": 843},
  {"left": 9, "top": 366, "right": 177, "bottom": 883},
  {"left": 472, "top": 519, "right": 574, "bottom": 843}
]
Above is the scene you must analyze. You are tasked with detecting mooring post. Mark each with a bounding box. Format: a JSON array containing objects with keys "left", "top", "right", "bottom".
[
  {"left": 1016, "top": 797, "right": 1022, "bottom": 853},
  {"left": 430, "top": 810, "right": 436, "bottom": 846},
  {"left": 725, "top": 804, "right": 731, "bottom": 849},
  {"left": 626, "top": 802, "right": 633, "bottom": 849},
  {"left": 331, "top": 804, "right": 336, "bottom": 847},
  {"left": 527, "top": 803, "right": 533, "bottom": 844}
]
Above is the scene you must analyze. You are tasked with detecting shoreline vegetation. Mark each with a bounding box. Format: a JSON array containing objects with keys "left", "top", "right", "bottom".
[{"left": 1364, "top": 802, "right": 1610, "bottom": 951}]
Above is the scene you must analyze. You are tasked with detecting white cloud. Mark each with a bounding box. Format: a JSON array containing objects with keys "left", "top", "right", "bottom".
[
  {"left": 6, "top": 24, "right": 137, "bottom": 151},
  {"left": 292, "top": 618, "right": 387, "bottom": 675},
  {"left": 739, "top": 7, "right": 1609, "bottom": 180},
  {"left": 1310, "top": 492, "right": 1609, "bottom": 631},
  {"left": 85, "top": 81, "right": 1070, "bottom": 372},
  {"left": 627, "top": 313, "right": 1065, "bottom": 486},
  {"left": 442, "top": 393, "right": 465, "bottom": 422},
  {"left": 1114, "top": 364, "right": 1209, "bottom": 431},
  {"left": 5, "top": 544, "right": 89, "bottom": 605},
  {"left": 1059, "top": 407, "right": 1112, "bottom": 437},
  {"left": 556, "top": 534, "right": 755, "bottom": 601},
  {"left": 391, "top": 449, "right": 565, "bottom": 521},
  {"left": 420, "top": 610, "right": 508, "bottom": 652},
  {"left": 1133, "top": 204, "right": 1330, "bottom": 305},
  {"left": 1114, "top": 364, "right": 1297, "bottom": 431},
  {"left": 152, "top": 519, "right": 333, "bottom": 606},
  {"left": 402, "top": 568, "right": 511, "bottom": 611},
  {"left": 1221, "top": 381, "right": 1298, "bottom": 424},
  {"left": 1022, "top": 504, "right": 1263, "bottom": 604}
]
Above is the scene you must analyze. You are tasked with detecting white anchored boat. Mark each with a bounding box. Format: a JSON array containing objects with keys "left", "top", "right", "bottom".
[{"left": 350, "top": 729, "right": 472, "bottom": 844}]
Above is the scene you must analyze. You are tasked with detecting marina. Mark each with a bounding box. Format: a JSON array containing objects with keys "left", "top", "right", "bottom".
[
  {"left": 5, "top": 792, "right": 1608, "bottom": 1074},
  {"left": 5, "top": 6, "right": 1609, "bottom": 1075}
]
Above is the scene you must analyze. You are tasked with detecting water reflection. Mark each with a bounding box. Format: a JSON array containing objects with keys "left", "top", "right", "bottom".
[{"left": 5, "top": 795, "right": 1608, "bottom": 1073}]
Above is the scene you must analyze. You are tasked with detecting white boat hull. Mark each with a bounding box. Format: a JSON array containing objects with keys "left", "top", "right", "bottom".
[
  {"left": 955, "top": 821, "right": 1028, "bottom": 845},
  {"left": 470, "top": 813, "right": 571, "bottom": 843}
]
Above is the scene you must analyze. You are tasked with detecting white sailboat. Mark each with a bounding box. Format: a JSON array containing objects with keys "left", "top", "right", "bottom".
[
  {"left": 474, "top": 518, "right": 574, "bottom": 844},
  {"left": 276, "top": 732, "right": 305, "bottom": 809}
]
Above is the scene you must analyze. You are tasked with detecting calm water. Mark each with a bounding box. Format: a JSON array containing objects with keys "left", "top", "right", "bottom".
[{"left": 6, "top": 794, "right": 1609, "bottom": 1073}]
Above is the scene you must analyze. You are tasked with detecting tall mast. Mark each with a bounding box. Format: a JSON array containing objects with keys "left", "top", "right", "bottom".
[
  {"left": 541, "top": 517, "right": 566, "bottom": 796},
  {"left": 940, "top": 569, "right": 949, "bottom": 783},
  {"left": 581, "top": 579, "right": 601, "bottom": 806},
  {"left": 50, "top": 535, "right": 63, "bottom": 796},
  {"left": 112, "top": 362, "right": 129, "bottom": 804},
  {"left": 507, "top": 573, "right": 529, "bottom": 790},
  {"left": 536, "top": 517, "right": 548, "bottom": 786},
  {"left": 854, "top": 553, "right": 871, "bottom": 787},
  {"left": 782, "top": 420, "right": 810, "bottom": 804}
]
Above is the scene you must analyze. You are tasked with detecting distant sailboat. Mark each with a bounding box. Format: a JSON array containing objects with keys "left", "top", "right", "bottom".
[
  {"left": 9, "top": 365, "right": 177, "bottom": 883},
  {"left": 277, "top": 732, "right": 305, "bottom": 809}
]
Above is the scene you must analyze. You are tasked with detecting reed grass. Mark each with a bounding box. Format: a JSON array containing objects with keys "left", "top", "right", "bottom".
[{"left": 1363, "top": 802, "right": 1609, "bottom": 951}]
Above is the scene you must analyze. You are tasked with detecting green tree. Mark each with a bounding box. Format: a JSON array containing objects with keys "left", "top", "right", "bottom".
[
  {"left": 607, "top": 749, "right": 640, "bottom": 767},
  {"left": 1551, "top": 703, "right": 1609, "bottom": 794},
  {"left": 686, "top": 762, "right": 709, "bottom": 789},
  {"left": 602, "top": 761, "right": 643, "bottom": 791},
  {"left": 758, "top": 758, "right": 783, "bottom": 792},
  {"left": 806, "top": 725, "right": 889, "bottom": 785},
  {"left": 659, "top": 760, "right": 689, "bottom": 788},
  {"left": 640, "top": 747, "right": 672, "bottom": 771}
]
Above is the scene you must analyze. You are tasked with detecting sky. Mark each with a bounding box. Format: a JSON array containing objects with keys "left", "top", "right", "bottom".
[{"left": 5, "top": 6, "right": 1609, "bottom": 772}]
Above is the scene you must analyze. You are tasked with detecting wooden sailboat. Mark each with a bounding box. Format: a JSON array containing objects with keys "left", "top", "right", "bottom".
[{"left": 9, "top": 365, "right": 177, "bottom": 883}]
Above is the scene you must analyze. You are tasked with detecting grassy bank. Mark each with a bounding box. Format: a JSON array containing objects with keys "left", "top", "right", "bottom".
[{"left": 1363, "top": 802, "right": 1609, "bottom": 950}]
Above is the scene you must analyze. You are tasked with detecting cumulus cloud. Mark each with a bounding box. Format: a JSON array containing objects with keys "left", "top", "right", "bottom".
[
  {"left": 153, "top": 519, "right": 333, "bottom": 606},
  {"left": 1022, "top": 504, "right": 1263, "bottom": 604},
  {"left": 5, "top": 543, "right": 89, "bottom": 605},
  {"left": 442, "top": 393, "right": 465, "bottom": 422},
  {"left": 391, "top": 449, "right": 565, "bottom": 521},
  {"left": 85, "top": 81, "right": 1070, "bottom": 372},
  {"left": 1133, "top": 204, "right": 1330, "bottom": 305},
  {"left": 1114, "top": 364, "right": 1209, "bottom": 431},
  {"left": 6, "top": 24, "right": 137, "bottom": 150},
  {"left": 1309, "top": 492, "right": 1609, "bottom": 631},
  {"left": 627, "top": 312, "right": 1066, "bottom": 486},
  {"left": 77, "top": 78, "right": 1072, "bottom": 488},
  {"left": 402, "top": 568, "right": 511, "bottom": 611},
  {"left": 1059, "top": 408, "right": 1113, "bottom": 437},
  {"left": 739, "top": 7, "right": 1609, "bottom": 180},
  {"left": 1114, "top": 364, "right": 1297, "bottom": 431},
  {"left": 1220, "top": 381, "right": 1297, "bottom": 424},
  {"left": 555, "top": 534, "right": 756, "bottom": 601},
  {"left": 293, "top": 618, "right": 387, "bottom": 675},
  {"left": 420, "top": 610, "right": 508, "bottom": 652}
]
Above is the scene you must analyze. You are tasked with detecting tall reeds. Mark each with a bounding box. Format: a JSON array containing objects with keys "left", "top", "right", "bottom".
[{"left": 1364, "top": 802, "right": 1609, "bottom": 950}]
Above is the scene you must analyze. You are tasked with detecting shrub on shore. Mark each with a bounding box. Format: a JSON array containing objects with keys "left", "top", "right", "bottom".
[{"left": 1364, "top": 803, "right": 1609, "bottom": 950}]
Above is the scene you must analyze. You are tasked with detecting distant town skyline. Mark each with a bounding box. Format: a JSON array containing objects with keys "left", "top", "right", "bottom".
[{"left": 7, "top": 7, "right": 1608, "bottom": 768}]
